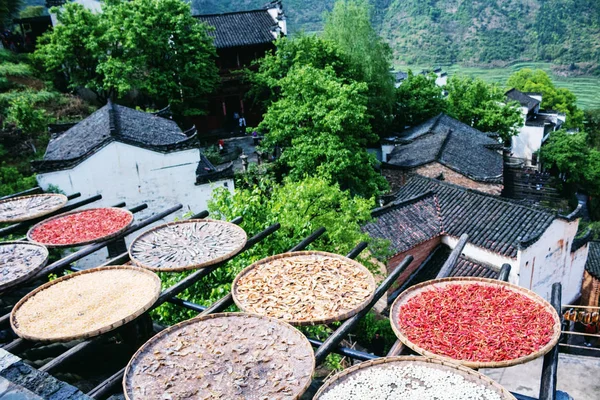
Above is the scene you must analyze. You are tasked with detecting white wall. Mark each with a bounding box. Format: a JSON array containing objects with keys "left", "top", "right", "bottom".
[
  {"left": 50, "top": 0, "right": 102, "bottom": 25},
  {"left": 517, "top": 218, "right": 584, "bottom": 303},
  {"left": 442, "top": 235, "right": 517, "bottom": 283},
  {"left": 381, "top": 144, "right": 395, "bottom": 163},
  {"left": 512, "top": 124, "right": 545, "bottom": 161},
  {"left": 36, "top": 142, "right": 234, "bottom": 267}
]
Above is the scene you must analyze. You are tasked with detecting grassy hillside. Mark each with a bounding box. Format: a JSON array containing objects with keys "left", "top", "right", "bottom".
[{"left": 193, "top": 0, "right": 600, "bottom": 67}]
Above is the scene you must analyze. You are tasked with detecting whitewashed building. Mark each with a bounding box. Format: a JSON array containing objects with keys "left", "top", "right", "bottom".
[
  {"left": 32, "top": 101, "right": 234, "bottom": 265},
  {"left": 506, "top": 88, "right": 566, "bottom": 166},
  {"left": 364, "top": 175, "right": 589, "bottom": 303}
]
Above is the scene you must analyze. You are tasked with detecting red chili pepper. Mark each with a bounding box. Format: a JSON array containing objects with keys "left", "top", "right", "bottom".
[
  {"left": 31, "top": 208, "right": 133, "bottom": 245},
  {"left": 397, "top": 283, "right": 555, "bottom": 362}
]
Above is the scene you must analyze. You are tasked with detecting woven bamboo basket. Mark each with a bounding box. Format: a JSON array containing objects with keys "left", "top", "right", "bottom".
[
  {"left": 128, "top": 219, "right": 247, "bottom": 272},
  {"left": 10, "top": 265, "right": 161, "bottom": 342},
  {"left": 26, "top": 207, "right": 134, "bottom": 248},
  {"left": 123, "top": 312, "right": 315, "bottom": 400},
  {"left": 232, "top": 251, "right": 377, "bottom": 326},
  {"left": 0, "top": 241, "right": 48, "bottom": 293},
  {"left": 314, "top": 356, "right": 516, "bottom": 399},
  {"left": 389, "top": 277, "right": 562, "bottom": 369},
  {"left": 0, "top": 193, "right": 67, "bottom": 223}
]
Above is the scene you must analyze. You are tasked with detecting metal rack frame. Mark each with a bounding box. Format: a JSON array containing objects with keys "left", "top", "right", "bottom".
[{"left": 0, "top": 192, "right": 565, "bottom": 400}]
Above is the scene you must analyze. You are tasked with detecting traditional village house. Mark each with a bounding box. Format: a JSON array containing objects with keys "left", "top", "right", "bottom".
[
  {"left": 392, "top": 68, "right": 447, "bottom": 88},
  {"left": 581, "top": 241, "right": 600, "bottom": 306},
  {"left": 381, "top": 113, "right": 504, "bottom": 195},
  {"left": 32, "top": 101, "right": 234, "bottom": 221},
  {"left": 194, "top": 2, "right": 287, "bottom": 133},
  {"left": 363, "top": 175, "right": 589, "bottom": 303},
  {"left": 506, "top": 88, "right": 566, "bottom": 165}
]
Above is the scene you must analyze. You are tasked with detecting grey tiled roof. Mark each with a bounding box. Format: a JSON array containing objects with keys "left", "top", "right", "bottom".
[
  {"left": 386, "top": 114, "right": 503, "bottom": 183},
  {"left": 42, "top": 102, "right": 191, "bottom": 162},
  {"left": 195, "top": 10, "right": 277, "bottom": 49},
  {"left": 586, "top": 241, "right": 600, "bottom": 279},
  {"left": 419, "top": 245, "right": 499, "bottom": 279},
  {"left": 451, "top": 255, "right": 499, "bottom": 278},
  {"left": 363, "top": 192, "right": 443, "bottom": 255},
  {"left": 506, "top": 88, "right": 540, "bottom": 111},
  {"left": 34, "top": 102, "right": 195, "bottom": 173},
  {"left": 375, "top": 176, "right": 557, "bottom": 258}
]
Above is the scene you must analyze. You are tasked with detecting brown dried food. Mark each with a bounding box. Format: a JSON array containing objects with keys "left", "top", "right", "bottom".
[
  {"left": 129, "top": 219, "right": 247, "bottom": 271},
  {"left": 0, "top": 242, "right": 48, "bottom": 292},
  {"left": 232, "top": 251, "right": 376, "bottom": 325},
  {"left": 124, "top": 313, "right": 315, "bottom": 400},
  {"left": 11, "top": 266, "right": 161, "bottom": 342},
  {"left": 0, "top": 194, "right": 68, "bottom": 223}
]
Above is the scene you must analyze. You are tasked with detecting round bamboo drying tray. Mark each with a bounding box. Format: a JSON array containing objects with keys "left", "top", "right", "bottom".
[
  {"left": 123, "top": 312, "right": 315, "bottom": 400},
  {"left": 390, "top": 277, "right": 562, "bottom": 369},
  {"left": 232, "top": 251, "right": 377, "bottom": 326},
  {"left": 10, "top": 265, "right": 161, "bottom": 342},
  {"left": 26, "top": 207, "right": 134, "bottom": 248},
  {"left": 0, "top": 193, "right": 67, "bottom": 223},
  {"left": 314, "top": 356, "right": 516, "bottom": 400},
  {"left": 0, "top": 241, "right": 48, "bottom": 292},
  {"left": 128, "top": 219, "right": 247, "bottom": 272}
]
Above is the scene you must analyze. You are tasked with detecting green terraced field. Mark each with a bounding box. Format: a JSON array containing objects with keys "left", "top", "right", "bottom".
[{"left": 396, "top": 62, "right": 600, "bottom": 110}]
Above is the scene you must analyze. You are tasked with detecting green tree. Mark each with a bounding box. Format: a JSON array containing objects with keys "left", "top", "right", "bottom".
[
  {"left": 35, "top": 0, "right": 219, "bottom": 115},
  {"left": 0, "top": 163, "right": 36, "bottom": 198},
  {"left": 34, "top": 3, "right": 106, "bottom": 98},
  {"left": 258, "top": 65, "right": 388, "bottom": 198},
  {"left": 584, "top": 109, "right": 600, "bottom": 149},
  {"left": 445, "top": 75, "right": 522, "bottom": 142},
  {"left": 6, "top": 94, "right": 47, "bottom": 135},
  {"left": 507, "top": 69, "right": 584, "bottom": 129},
  {"left": 152, "top": 174, "right": 376, "bottom": 325},
  {"left": 323, "top": 0, "right": 395, "bottom": 136},
  {"left": 540, "top": 130, "right": 589, "bottom": 185},
  {"left": 247, "top": 34, "right": 354, "bottom": 109},
  {"left": 394, "top": 70, "right": 446, "bottom": 129}
]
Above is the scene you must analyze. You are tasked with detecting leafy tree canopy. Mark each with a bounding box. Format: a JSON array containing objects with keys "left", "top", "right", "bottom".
[
  {"left": 394, "top": 70, "right": 446, "bottom": 130},
  {"left": 323, "top": 0, "right": 395, "bottom": 136},
  {"left": 540, "top": 130, "right": 589, "bottom": 185},
  {"left": 445, "top": 75, "right": 522, "bottom": 142},
  {"left": 247, "top": 34, "right": 354, "bottom": 109},
  {"left": 258, "top": 64, "right": 388, "bottom": 198},
  {"left": 35, "top": 0, "right": 219, "bottom": 115},
  {"left": 585, "top": 109, "right": 600, "bottom": 149},
  {"left": 507, "top": 69, "right": 584, "bottom": 129}
]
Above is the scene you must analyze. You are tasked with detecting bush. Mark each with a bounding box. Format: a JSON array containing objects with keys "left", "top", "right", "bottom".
[
  {"left": 0, "top": 164, "right": 36, "bottom": 197},
  {"left": 5, "top": 95, "right": 48, "bottom": 135}
]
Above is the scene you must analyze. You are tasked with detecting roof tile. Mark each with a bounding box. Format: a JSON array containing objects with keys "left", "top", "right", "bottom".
[
  {"left": 195, "top": 10, "right": 277, "bottom": 49},
  {"left": 386, "top": 114, "right": 503, "bottom": 183}
]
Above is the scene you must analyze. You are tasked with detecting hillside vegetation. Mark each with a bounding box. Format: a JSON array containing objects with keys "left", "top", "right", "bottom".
[{"left": 191, "top": 0, "right": 600, "bottom": 66}]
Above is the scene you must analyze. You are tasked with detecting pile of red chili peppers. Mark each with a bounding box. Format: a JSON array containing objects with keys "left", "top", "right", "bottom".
[
  {"left": 397, "top": 283, "right": 556, "bottom": 362},
  {"left": 30, "top": 208, "right": 133, "bottom": 245}
]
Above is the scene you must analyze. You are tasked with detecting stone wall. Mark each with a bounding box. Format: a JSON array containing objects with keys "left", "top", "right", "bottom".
[
  {"left": 382, "top": 162, "right": 503, "bottom": 195},
  {"left": 0, "top": 349, "right": 90, "bottom": 400}
]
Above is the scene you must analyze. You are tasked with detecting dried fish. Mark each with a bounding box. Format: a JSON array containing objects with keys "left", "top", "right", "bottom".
[
  {"left": 124, "top": 313, "right": 314, "bottom": 400},
  {"left": 129, "top": 220, "right": 247, "bottom": 271},
  {"left": 0, "top": 194, "right": 67, "bottom": 223},
  {"left": 233, "top": 252, "right": 376, "bottom": 324},
  {"left": 0, "top": 242, "right": 48, "bottom": 291}
]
